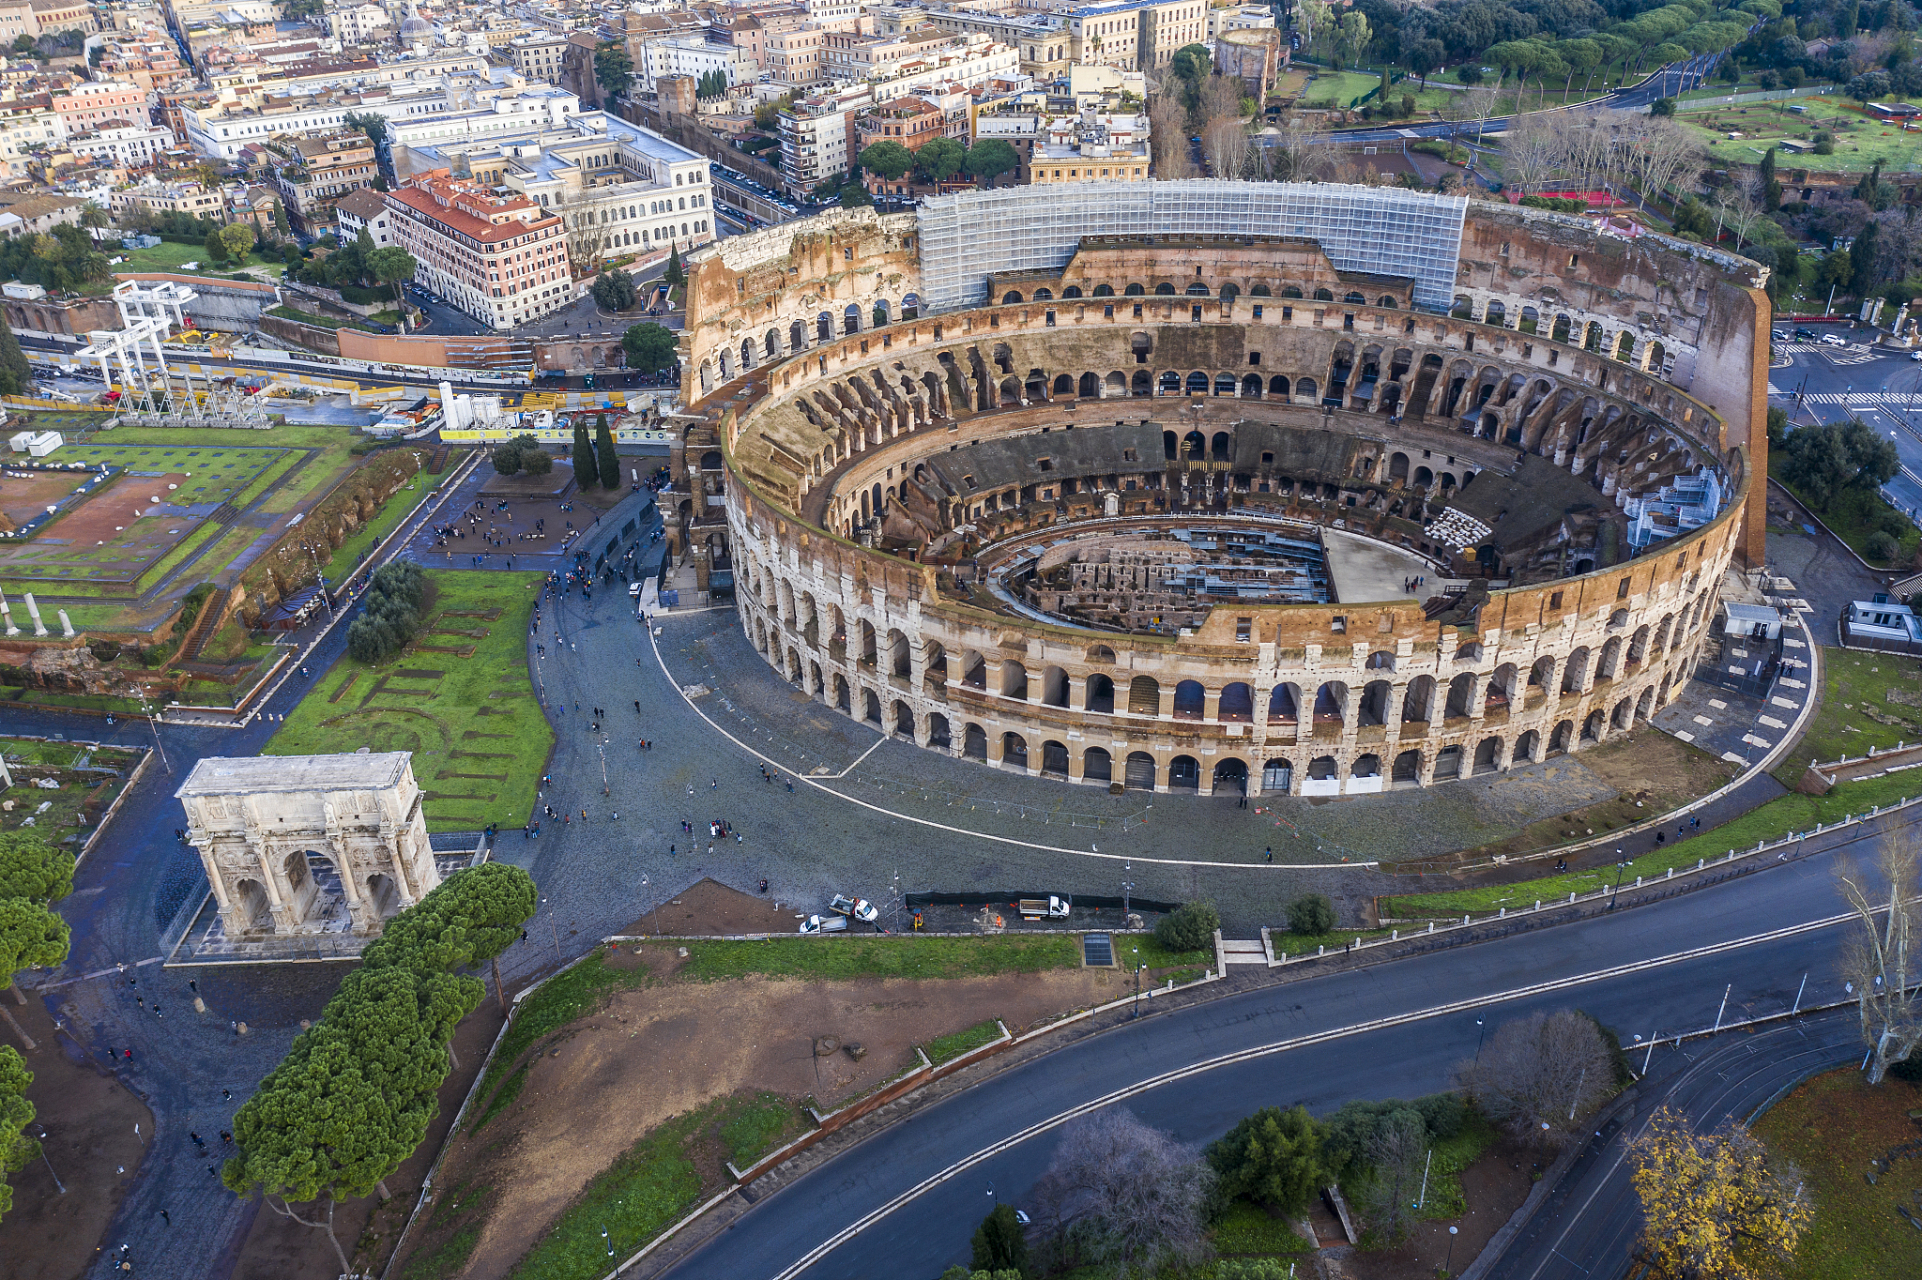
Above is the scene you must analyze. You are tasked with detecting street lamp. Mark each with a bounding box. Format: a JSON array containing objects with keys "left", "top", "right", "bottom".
[
  {"left": 137, "top": 694, "right": 171, "bottom": 773},
  {"left": 1122, "top": 861, "right": 1133, "bottom": 921},
  {"left": 1474, "top": 1018, "right": 1486, "bottom": 1061},
  {"left": 1441, "top": 1224, "right": 1458, "bottom": 1278},
  {"left": 540, "top": 896, "right": 561, "bottom": 962},
  {"left": 33, "top": 1128, "right": 64, "bottom": 1194},
  {"left": 1608, "top": 851, "right": 1631, "bottom": 911},
  {"left": 1132, "top": 957, "right": 1147, "bottom": 1019}
]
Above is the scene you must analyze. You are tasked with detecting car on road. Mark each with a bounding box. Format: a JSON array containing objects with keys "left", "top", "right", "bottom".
[
  {"left": 1793, "top": 328, "right": 1817, "bottom": 341},
  {"left": 1771, "top": 329, "right": 1788, "bottom": 341},
  {"left": 1910, "top": 350, "right": 1921, "bottom": 361},
  {"left": 798, "top": 914, "right": 848, "bottom": 935},
  {"left": 829, "top": 894, "right": 879, "bottom": 923},
  {"left": 1820, "top": 333, "right": 1848, "bottom": 347}
]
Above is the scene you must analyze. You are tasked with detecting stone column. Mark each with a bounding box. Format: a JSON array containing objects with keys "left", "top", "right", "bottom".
[
  {"left": 24, "top": 593, "right": 45, "bottom": 637},
  {"left": 0, "top": 590, "right": 14, "bottom": 636}
]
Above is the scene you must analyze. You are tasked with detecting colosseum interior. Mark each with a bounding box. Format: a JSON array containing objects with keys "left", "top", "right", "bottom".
[{"left": 674, "top": 182, "right": 1769, "bottom": 798}]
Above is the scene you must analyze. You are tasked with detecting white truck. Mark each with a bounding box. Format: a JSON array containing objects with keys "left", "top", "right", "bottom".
[{"left": 1017, "top": 896, "right": 1071, "bottom": 920}]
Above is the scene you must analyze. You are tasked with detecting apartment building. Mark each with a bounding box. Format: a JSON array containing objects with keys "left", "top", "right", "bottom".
[
  {"left": 384, "top": 171, "right": 572, "bottom": 329},
  {"left": 397, "top": 110, "right": 714, "bottom": 264},
  {"left": 66, "top": 121, "right": 174, "bottom": 168},
  {"left": 855, "top": 95, "right": 943, "bottom": 153},
  {"left": 333, "top": 184, "right": 395, "bottom": 246},
  {"left": 881, "top": 5, "right": 1072, "bottom": 80},
  {"left": 266, "top": 130, "right": 379, "bottom": 232},
  {"left": 182, "top": 75, "right": 580, "bottom": 160},
  {"left": 636, "top": 35, "right": 756, "bottom": 94},
  {"left": 0, "top": 0, "right": 96, "bottom": 39},
  {"left": 112, "top": 178, "right": 224, "bottom": 220},
  {"left": 51, "top": 82, "right": 148, "bottom": 132},
  {"left": 764, "top": 23, "right": 827, "bottom": 86},
  {"left": 328, "top": 3, "right": 391, "bottom": 43},
  {"left": 511, "top": 32, "right": 569, "bottom": 83},
  {"left": 1065, "top": 0, "right": 1207, "bottom": 72}
]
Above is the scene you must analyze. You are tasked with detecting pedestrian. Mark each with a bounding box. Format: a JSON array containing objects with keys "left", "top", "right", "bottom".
[
  {"left": 124, "top": 1048, "right": 133, "bottom": 1059},
  {"left": 1264, "top": 846, "right": 1273, "bottom": 863},
  {"left": 159, "top": 1210, "right": 170, "bottom": 1226},
  {"left": 221, "top": 1088, "right": 230, "bottom": 1101}
]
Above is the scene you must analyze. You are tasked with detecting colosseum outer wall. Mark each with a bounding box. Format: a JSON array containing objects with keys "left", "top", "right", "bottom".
[{"left": 689, "top": 189, "right": 1764, "bottom": 796}]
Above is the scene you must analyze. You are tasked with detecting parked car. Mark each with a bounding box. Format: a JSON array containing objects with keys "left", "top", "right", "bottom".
[
  {"left": 1820, "top": 333, "right": 1848, "bottom": 346},
  {"left": 829, "top": 893, "right": 879, "bottom": 923},
  {"left": 798, "top": 914, "right": 848, "bottom": 935}
]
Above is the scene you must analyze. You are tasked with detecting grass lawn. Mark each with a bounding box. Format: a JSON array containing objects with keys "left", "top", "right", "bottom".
[
  {"left": 1299, "top": 72, "right": 1383, "bottom": 108},
  {"left": 264, "top": 569, "right": 551, "bottom": 831},
  {"left": 0, "top": 737, "right": 142, "bottom": 840},
  {"left": 677, "top": 933, "right": 1080, "bottom": 982},
  {"left": 1752, "top": 1066, "right": 1922, "bottom": 1280},
  {"left": 1772, "top": 647, "right": 1922, "bottom": 786},
  {"left": 92, "top": 241, "right": 284, "bottom": 294},
  {"left": 924, "top": 1017, "right": 1003, "bottom": 1065},
  {"left": 1381, "top": 767, "right": 1922, "bottom": 918},
  {"left": 322, "top": 467, "right": 450, "bottom": 584},
  {"left": 1678, "top": 95, "right": 1922, "bottom": 172},
  {"left": 1413, "top": 1107, "right": 1500, "bottom": 1220}
]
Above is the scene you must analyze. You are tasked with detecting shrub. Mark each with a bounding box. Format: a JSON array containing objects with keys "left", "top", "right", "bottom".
[
  {"left": 1154, "top": 900, "right": 1220, "bottom": 952},
  {"left": 346, "top": 562, "right": 429, "bottom": 664},
  {"left": 1867, "top": 530, "right": 1899, "bottom": 561},
  {"left": 1813, "top": 131, "right": 1835, "bottom": 155},
  {"left": 1207, "top": 1105, "right": 1325, "bottom": 1214},
  {"left": 1285, "top": 893, "right": 1337, "bottom": 935},
  {"left": 970, "top": 1203, "right": 1028, "bottom": 1274},
  {"left": 490, "top": 443, "right": 522, "bottom": 475},
  {"left": 521, "top": 448, "right": 553, "bottom": 476}
]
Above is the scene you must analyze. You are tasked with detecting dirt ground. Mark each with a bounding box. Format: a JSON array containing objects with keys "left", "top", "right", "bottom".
[
  {"left": 1, "top": 993, "right": 153, "bottom": 1280},
  {"left": 419, "top": 939, "right": 1134, "bottom": 1279},
  {"left": 1445, "top": 729, "right": 1738, "bottom": 867},
  {"left": 1346, "top": 1136, "right": 1543, "bottom": 1280},
  {"left": 0, "top": 470, "right": 201, "bottom": 581},
  {"left": 615, "top": 876, "right": 806, "bottom": 936},
  {"left": 223, "top": 999, "right": 507, "bottom": 1280},
  {"left": 0, "top": 469, "right": 89, "bottom": 525}
]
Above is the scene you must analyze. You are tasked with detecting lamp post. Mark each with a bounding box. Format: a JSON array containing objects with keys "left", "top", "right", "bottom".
[
  {"left": 33, "top": 1129, "right": 64, "bottom": 1194},
  {"left": 1132, "top": 958, "right": 1147, "bottom": 1019},
  {"left": 540, "top": 896, "right": 561, "bottom": 962},
  {"left": 1608, "top": 851, "right": 1630, "bottom": 911},
  {"left": 1474, "top": 1018, "right": 1486, "bottom": 1061},
  {"left": 1122, "top": 861, "right": 1133, "bottom": 921},
  {"left": 1441, "top": 1224, "right": 1458, "bottom": 1278},
  {"left": 138, "top": 695, "right": 171, "bottom": 774}
]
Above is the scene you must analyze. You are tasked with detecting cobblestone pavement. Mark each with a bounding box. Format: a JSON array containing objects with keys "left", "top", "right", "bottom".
[{"left": 1764, "top": 521, "right": 1887, "bottom": 631}]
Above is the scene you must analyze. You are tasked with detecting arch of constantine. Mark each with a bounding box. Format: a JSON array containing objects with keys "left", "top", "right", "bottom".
[{"left": 175, "top": 752, "right": 440, "bottom": 937}]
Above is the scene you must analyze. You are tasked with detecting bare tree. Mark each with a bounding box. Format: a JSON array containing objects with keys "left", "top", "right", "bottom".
[
  {"left": 1501, "top": 112, "right": 1566, "bottom": 197},
  {"left": 1268, "top": 115, "right": 1333, "bottom": 184},
  {"left": 1202, "top": 115, "right": 1249, "bottom": 180},
  {"left": 560, "top": 196, "right": 608, "bottom": 281},
  {"left": 1359, "top": 1107, "right": 1428, "bottom": 1244},
  {"left": 1028, "top": 1109, "right": 1215, "bottom": 1276},
  {"left": 1456, "top": 1009, "right": 1615, "bottom": 1144},
  {"left": 1149, "top": 95, "right": 1194, "bottom": 180},
  {"left": 1198, "top": 73, "right": 1243, "bottom": 125},
  {"left": 1716, "top": 181, "right": 1765, "bottom": 252},
  {"left": 1838, "top": 834, "right": 1921, "bottom": 1085},
  {"left": 1464, "top": 76, "right": 1505, "bottom": 149}
]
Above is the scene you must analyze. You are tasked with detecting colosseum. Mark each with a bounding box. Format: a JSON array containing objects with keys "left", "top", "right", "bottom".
[{"left": 671, "top": 182, "right": 1768, "bottom": 798}]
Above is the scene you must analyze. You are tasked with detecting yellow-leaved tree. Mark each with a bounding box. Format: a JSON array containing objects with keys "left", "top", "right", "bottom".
[{"left": 1629, "top": 1106, "right": 1811, "bottom": 1280}]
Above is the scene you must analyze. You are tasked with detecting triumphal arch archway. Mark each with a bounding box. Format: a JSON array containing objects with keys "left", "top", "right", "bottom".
[{"left": 175, "top": 752, "right": 440, "bottom": 937}]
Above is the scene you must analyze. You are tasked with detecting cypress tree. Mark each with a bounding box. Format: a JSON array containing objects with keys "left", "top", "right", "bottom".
[
  {"left": 1759, "top": 147, "right": 1780, "bottom": 212},
  {"left": 571, "top": 417, "right": 599, "bottom": 488},
  {"left": 594, "top": 414, "right": 620, "bottom": 490},
  {"left": 0, "top": 321, "right": 31, "bottom": 396}
]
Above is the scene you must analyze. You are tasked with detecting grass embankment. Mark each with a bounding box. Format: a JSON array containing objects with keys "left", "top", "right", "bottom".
[
  {"left": 322, "top": 468, "right": 449, "bottom": 584},
  {"left": 1382, "top": 768, "right": 1922, "bottom": 918},
  {"left": 265, "top": 569, "right": 551, "bottom": 831},
  {"left": 269, "top": 304, "right": 382, "bottom": 333},
  {"left": 469, "top": 948, "right": 652, "bottom": 1136},
  {"left": 924, "top": 1018, "right": 1003, "bottom": 1065},
  {"left": 1773, "top": 648, "right": 1922, "bottom": 787},
  {"left": 1753, "top": 1067, "right": 1922, "bottom": 1280},
  {"left": 1772, "top": 458, "right": 1922, "bottom": 570},
  {"left": 678, "top": 933, "right": 1080, "bottom": 982},
  {"left": 503, "top": 1093, "right": 804, "bottom": 1280}
]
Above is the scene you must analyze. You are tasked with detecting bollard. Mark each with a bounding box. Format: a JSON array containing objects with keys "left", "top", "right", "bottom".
[
  {"left": 1499, "top": 907, "right": 1506, "bottom": 918},
  {"left": 1427, "top": 921, "right": 1435, "bottom": 934},
  {"left": 1666, "top": 867, "right": 1673, "bottom": 880},
  {"left": 1568, "top": 890, "right": 1577, "bottom": 903},
  {"left": 1634, "top": 876, "right": 1642, "bottom": 888},
  {"left": 1697, "top": 857, "right": 1705, "bottom": 870},
  {"left": 1317, "top": 944, "right": 1324, "bottom": 956},
  {"left": 1534, "top": 899, "right": 1541, "bottom": 910},
  {"left": 1462, "top": 914, "right": 1470, "bottom": 926},
  {"left": 1391, "top": 929, "right": 1398, "bottom": 940}
]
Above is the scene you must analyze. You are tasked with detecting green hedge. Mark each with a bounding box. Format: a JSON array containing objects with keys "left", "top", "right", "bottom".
[{"left": 338, "top": 283, "right": 389, "bottom": 305}]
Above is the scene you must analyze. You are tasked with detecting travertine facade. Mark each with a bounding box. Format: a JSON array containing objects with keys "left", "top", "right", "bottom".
[
  {"left": 175, "top": 752, "right": 439, "bottom": 936},
  {"left": 679, "top": 190, "right": 1766, "bottom": 797}
]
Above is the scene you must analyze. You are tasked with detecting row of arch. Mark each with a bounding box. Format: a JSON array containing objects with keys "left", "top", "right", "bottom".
[
  {"left": 1448, "top": 298, "right": 1671, "bottom": 374},
  {"left": 712, "top": 295, "right": 924, "bottom": 384},
  {"left": 999, "top": 282, "right": 1401, "bottom": 307}
]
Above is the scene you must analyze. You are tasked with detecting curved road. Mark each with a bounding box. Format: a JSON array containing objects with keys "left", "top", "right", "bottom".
[{"left": 656, "top": 843, "right": 1874, "bottom": 1280}]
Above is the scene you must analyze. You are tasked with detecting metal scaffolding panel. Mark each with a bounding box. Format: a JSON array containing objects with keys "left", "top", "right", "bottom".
[{"left": 915, "top": 181, "right": 1468, "bottom": 314}]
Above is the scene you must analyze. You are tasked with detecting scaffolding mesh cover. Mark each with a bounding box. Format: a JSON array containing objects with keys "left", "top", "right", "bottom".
[{"left": 914, "top": 181, "right": 1468, "bottom": 314}]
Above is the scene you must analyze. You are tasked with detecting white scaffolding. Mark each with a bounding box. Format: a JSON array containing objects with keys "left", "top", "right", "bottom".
[{"left": 75, "top": 281, "right": 272, "bottom": 428}]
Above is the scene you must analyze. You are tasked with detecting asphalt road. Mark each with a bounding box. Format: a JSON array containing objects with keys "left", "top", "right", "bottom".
[
  {"left": 1489, "top": 1010, "right": 1860, "bottom": 1280},
  {"left": 1769, "top": 328, "right": 1922, "bottom": 520},
  {"left": 657, "top": 841, "right": 1875, "bottom": 1280}
]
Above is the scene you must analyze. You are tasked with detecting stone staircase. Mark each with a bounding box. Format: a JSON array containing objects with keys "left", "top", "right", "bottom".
[{"left": 175, "top": 585, "right": 231, "bottom": 662}]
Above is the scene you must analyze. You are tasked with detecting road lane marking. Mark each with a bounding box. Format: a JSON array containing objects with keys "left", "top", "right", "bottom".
[{"left": 766, "top": 912, "right": 1853, "bottom": 1280}]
